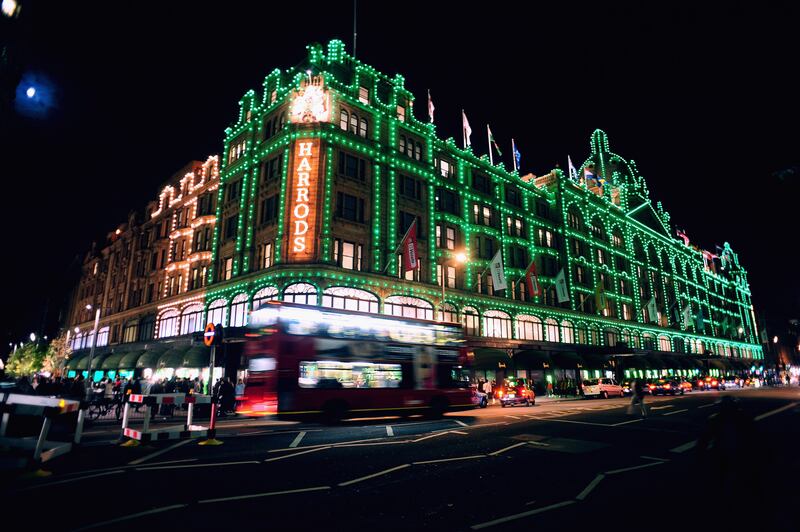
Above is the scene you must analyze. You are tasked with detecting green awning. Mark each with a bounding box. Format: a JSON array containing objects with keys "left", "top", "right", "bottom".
[
  {"left": 136, "top": 349, "right": 165, "bottom": 369},
  {"left": 118, "top": 350, "right": 143, "bottom": 369},
  {"left": 157, "top": 346, "right": 190, "bottom": 369},
  {"left": 471, "top": 348, "right": 512, "bottom": 370},
  {"left": 101, "top": 352, "right": 126, "bottom": 370},
  {"left": 551, "top": 351, "right": 582, "bottom": 369},
  {"left": 182, "top": 345, "right": 210, "bottom": 368},
  {"left": 64, "top": 352, "right": 87, "bottom": 369},
  {"left": 513, "top": 350, "right": 551, "bottom": 369},
  {"left": 89, "top": 353, "right": 110, "bottom": 370}
]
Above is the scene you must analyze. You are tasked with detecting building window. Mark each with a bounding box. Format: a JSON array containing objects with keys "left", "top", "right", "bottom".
[
  {"left": 398, "top": 174, "right": 422, "bottom": 200},
  {"left": 157, "top": 310, "right": 179, "bottom": 338},
  {"left": 96, "top": 326, "right": 109, "bottom": 347},
  {"left": 358, "top": 86, "right": 369, "bottom": 104},
  {"left": 336, "top": 192, "right": 366, "bottom": 223},
  {"left": 516, "top": 315, "right": 543, "bottom": 341},
  {"left": 612, "top": 229, "right": 623, "bottom": 248},
  {"left": 283, "top": 283, "right": 318, "bottom": 305},
  {"left": 227, "top": 179, "right": 242, "bottom": 202},
  {"left": 605, "top": 328, "right": 619, "bottom": 347},
  {"left": 463, "top": 307, "right": 480, "bottom": 336},
  {"left": 259, "top": 195, "right": 278, "bottom": 225},
  {"left": 224, "top": 215, "right": 238, "bottom": 240},
  {"left": 339, "top": 109, "right": 349, "bottom": 130},
  {"left": 659, "top": 336, "right": 671, "bottom": 352},
  {"left": 396, "top": 253, "right": 422, "bottom": 281},
  {"left": 230, "top": 293, "right": 249, "bottom": 327},
  {"left": 472, "top": 204, "right": 494, "bottom": 226},
  {"left": 396, "top": 105, "right": 405, "bottom": 122},
  {"left": 338, "top": 152, "right": 367, "bottom": 182},
  {"left": 139, "top": 316, "right": 155, "bottom": 341},
  {"left": 256, "top": 241, "right": 273, "bottom": 270},
  {"left": 436, "top": 264, "right": 456, "bottom": 289},
  {"left": 384, "top": 296, "right": 433, "bottom": 321},
  {"left": 436, "top": 224, "right": 457, "bottom": 250},
  {"left": 568, "top": 206, "right": 583, "bottom": 231},
  {"left": 222, "top": 257, "right": 233, "bottom": 281},
  {"left": 544, "top": 319, "right": 559, "bottom": 342},
  {"left": 505, "top": 186, "right": 522, "bottom": 207},
  {"left": 472, "top": 173, "right": 492, "bottom": 195},
  {"left": 322, "top": 287, "right": 378, "bottom": 313},
  {"left": 333, "top": 239, "right": 363, "bottom": 271},
  {"left": 508, "top": 217, "right": 526, "bottom": 238},
  {"left": 261, "top": 153, "right": 283, "bottom": 183},
  {"left": 399, "top": 135, "right": 406, "bottom": 154},
  {"left": 561, "top": 321, "right": 575, "bottom": 343},
  {"left": 180, "top": 305, "right": 204, "bottom": 335},
  {"left": 440, "top": 303, "right": 458, "bottom": 324},
  {"left": 252, "top": 286, "right": 279, "bottom": 310},
  {"left": 349, "top": 112, "right": 358, "bottom": 134},
  {"left": 359, "top": 118, "right": 368, "bottom": 138},
  {"left": 207, "top": 299, "right": 227, "bottom": 326},
  {"left": 483, "top": 310, "right": 512, "bottom": 339},
  {"left": 436, "top": 188, "right": 459, "bottom": 214},
  {"left": 438, "top": 158, "right": 453, "bottom": 179}
]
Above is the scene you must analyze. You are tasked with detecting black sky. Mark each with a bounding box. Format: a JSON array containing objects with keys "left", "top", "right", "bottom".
[{"left": 2, "top": 1, "right": 798, "bottom": 352}]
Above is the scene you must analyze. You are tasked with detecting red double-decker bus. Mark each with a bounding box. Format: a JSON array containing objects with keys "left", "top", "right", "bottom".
[{"left": 236, "top": 302, "right": 476, "bottom": 421}]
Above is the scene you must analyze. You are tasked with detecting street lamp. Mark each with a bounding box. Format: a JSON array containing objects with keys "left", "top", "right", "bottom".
[
  {"left": 439, "top": 251, "right": 467, "bottom": 322},
  {"left": 84, "top": 304, "right": 101, "bottom": 388},
  {"left": 29, "top": 332, "right": 36, "bottom": 343}
]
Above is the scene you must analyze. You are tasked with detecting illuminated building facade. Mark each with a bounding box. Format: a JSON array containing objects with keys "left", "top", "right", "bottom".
[
  {"left": 65, "top": 40, "right": 762, "bottom": 385},
  {"left": 202, "top": 40, "right": 763, "bottom": 384}
]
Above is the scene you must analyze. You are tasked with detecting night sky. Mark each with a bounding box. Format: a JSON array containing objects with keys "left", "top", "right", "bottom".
[{"left": 2, "top": 1, "right": 798, "bottom": 353}]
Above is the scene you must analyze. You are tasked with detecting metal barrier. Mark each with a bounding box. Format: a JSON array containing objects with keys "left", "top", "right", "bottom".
[
  {"left": 0, "top": 393, "right": 85, "bottom": 470},
  {"left": 120, "top": 393, "right": 212, "bottom": 445}
]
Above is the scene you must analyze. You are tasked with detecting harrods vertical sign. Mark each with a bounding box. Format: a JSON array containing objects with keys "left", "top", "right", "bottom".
[{"left": 285, "top": 138, "right": 322, "bottom": 262}]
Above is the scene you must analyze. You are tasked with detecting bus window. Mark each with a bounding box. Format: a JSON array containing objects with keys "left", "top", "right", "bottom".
[
  {"left": 298, "top": 360, "right": 402, "bottom": 389},
  {"left": 248, "top": 357, "right": 277, "bottom": 372}
]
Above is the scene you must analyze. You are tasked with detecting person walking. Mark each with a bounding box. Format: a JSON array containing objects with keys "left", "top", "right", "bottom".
[
  {"left": 627, "top": 378, "right": 648, "bottom": 418},
  {"left": 483, "top": 379, "right": 494, "bottom": 405}
]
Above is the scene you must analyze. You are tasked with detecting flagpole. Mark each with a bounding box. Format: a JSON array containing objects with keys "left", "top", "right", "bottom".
[
  {"left": 512, "top": 139, "right": 516, "bottom": 171},
  {"left": 381, "top": 222, "right": 415, "bottom": 275},
  {"left": 461, "top": 110, "right": 465, "bottom": 149},
  {"left": 487, "top": 125, "right": 493, "bottom": 165}
]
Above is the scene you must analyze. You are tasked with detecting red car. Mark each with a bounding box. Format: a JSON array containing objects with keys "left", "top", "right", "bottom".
[{"left": 496, "top": 378, "right": 535, "bottom": 407}]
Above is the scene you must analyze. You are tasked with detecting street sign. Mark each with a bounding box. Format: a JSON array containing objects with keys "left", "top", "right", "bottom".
[{"left": 203, "top": 323, "right": 216, "bottom": 347}]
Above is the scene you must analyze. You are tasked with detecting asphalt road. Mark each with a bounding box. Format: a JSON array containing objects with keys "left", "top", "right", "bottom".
[{"left": 5, "top": 387, "right": 799, "bottom": 531}]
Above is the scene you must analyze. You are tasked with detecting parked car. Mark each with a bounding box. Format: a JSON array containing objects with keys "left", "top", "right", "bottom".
[
  {"left": 582, "top": 378, "right": 624, "bottom": 399},
  {"left": 496, "top": 378, "right": 535, "bottom": 407},
  {"left": 676, "top": 379, "right": 693, "bottom": 393},
  {"left": 650, "top": 378, "right": 685, "bottom": 396},
  {"left": 696, "top": 376, "right": 721, "bottom": 390}
]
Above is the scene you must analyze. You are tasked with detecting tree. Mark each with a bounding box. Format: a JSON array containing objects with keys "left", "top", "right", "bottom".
[
  {"left": 5, "top": 342, "right": 46, "bottom": 377},
  {"left": 43, "top": 331, "right": 72, "bottom": 376}
]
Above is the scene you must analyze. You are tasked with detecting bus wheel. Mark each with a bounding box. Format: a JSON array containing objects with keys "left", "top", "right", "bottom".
[
  {"left": 428, "top": 397, "right": 448, "bottom": 419},
  {"left": 322, "top": 401, "right": 348, "bottom": 424}
]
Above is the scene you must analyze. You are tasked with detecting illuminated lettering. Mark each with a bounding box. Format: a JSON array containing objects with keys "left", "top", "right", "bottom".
[
  {"left": 296, "top": 188, "right": 309, "bottom": 203},
  {"left": 298, "top": 142, "right": 313, "bottom": 156},
  {"left": 287, "top": 139, "right": 320, "bottom": 261},
  {"left": 294, "top": 220, "right": 308, "bottom": 235},
  {"left": 293, "top": 237, "right": 306, "bottom": 252},
  {"left": 297, "top": 172, "right": 310, "bottom": 186},
  {"left": 297, "top": 158, "right": 311, "bottom": 171},
  {"left": 293, "top": 203, "right": 309, "bottom": 219}
]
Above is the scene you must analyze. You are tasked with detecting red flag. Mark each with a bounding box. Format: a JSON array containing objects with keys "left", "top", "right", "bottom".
[
  {"left": 401, "top": 220, "right": 418, "bottom": 272},
  {"left": 524, "top": 260, "right": 541, "bottom": 297}
]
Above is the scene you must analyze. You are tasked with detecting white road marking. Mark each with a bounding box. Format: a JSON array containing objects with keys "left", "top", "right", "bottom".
[
  {"left": 525, "top": 500, "right": 537, "bottom": 506},
  {"left": 128, "top": 439, "right": 191, "bottom": 465},
  {"left": 333, "top": 440, "right": 410, "bottom": 448},
  {"left": 453, "top": 419, "right": 469, "bottom": 427},
  {"left": 338, "top": 463, "right": 411, "bottom": 486},
  {"left": 670, "top": 440, "right": 697, "bottom": 453},
  {"left": 504, "top": 415, "right": 522, "bottom": 420},
  {"left": 199, "top": 485, "right": 331, "bottom": 504},
  {"left": 640, "top": 456, "right": 670, "bottom": 462},
  {"left": 471, "top": 500, "right": 576, "bottom": 529},
  {"left": 663, "top": 409, "right": 688, "bottom": 416},
  {"left": 576, "top": 474, "right": 605, "bottom": 500},
  {"left": 14, "top": 470, "right": 124, "bottom": 492},
  {"left": 449, "top": 430, "right": 468, "bottom": 435},
  {"left": 386, "top": 426, "right": 394, "bottom": 437},
  {"left": 264, "top": 446, "right": 330, "bottom": 462},
  {"left": 535, "top": 419, "right": 610, "bottom": 427},
  {"left": 413, "top": 455, "right": 485, "bottom": 465},
  {"left": 754, "top": 402, "right": 799, "bottom": 422},
  {"left": 136, "top": 460, "right": 259, "bottom": 471},
  {"left": 698, "top": 403, "right": 715, "bottom": 409},
  {"left": 267, "top": 437, "right": 384, "bottom": 452},
  {"left": 612, "top": 419, "right": 643, "bottom": 426},
  {"left": 488, "top": 442, "right": 528, "bottom": 456},
  {"left": 527, "top": 441, "right": 550, "bottom": 447},
  {"left": 650, "top": 405, "right": 674, "bottom": 410},
  {"left": 289, "top": 431, "right": 306, "bottom": 448},
  {"left": 605, "top": 461, "right": 664, "bottom": 475},
  {"left": 411, "top": 432, "right": 450, "bottom": 443},
  {"left": 73, "top": 504, "right": 187, "bottom": 531}
]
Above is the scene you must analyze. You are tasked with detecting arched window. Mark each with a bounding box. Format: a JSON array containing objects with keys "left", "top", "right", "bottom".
[
  {"left": 414, "top": 141, "right": 422, "bottom": 161},
  {"left": 648, "top": 244, "right": 660, "bottom": 268},
  {"left": 439, "top": 303, "right": 458, "bottom": 324},
  {"left": 399, "top": 135, "right": 406, "bottom": 154},
  {"left": 406, "top": 138, "right": 414, "bottom": 158},
  {"left": 657, "top": 335, "right": 670, "bottom": 351},
  {"left": 567, "top": 205, "right": 583, "bottom": 231},
  {"left": 322, "top": 287, "right": 379, "bottom": 313},
  {"left": 462, "top": 306, "right": 480, "bottom": 336},
  {"left": 359, "top": 118, "right": 368, "bottom": 138},
  {"left": 138, "top": 315, "right": 156, "bottom": 341},
  {"left": 642, "top": 332, "right": 655, "bottom": 350},
  {"left": 575, "top": 323, "right": 588, "bottom": 344},
  {"left": 230, "top": 293, "right": 249, "bottom": 327},
  {"left": 122, "top": 321, "right": 138, "bottom": 343},
  {"left": 590, "top": 217, "right": 606, "bottom": 241},
  {"left": 158, "top": 309, "right": 180, "bottom": 338},
  {"left": 71, "top": 332, "right": 83, "bottom": 351},
  {"left": 483, "top": 310, "right": 512, "bottom": 339},
  {"left": 611, "top": 227, "right": 624, "bottom": 249},
  {"left": 588, "top": 324, "right": 600, "bottom": 345},
  {"left": 207, "top": 299, "right": 227, "bottom": 327},
  {"left": 384, "top": 295, "right": 433, "bottom": 320},
  {"left": 561, "top": 321, "right": 575, "bottom": 343},
  {"left": 180, "top": 304, "right": 204, "bottom": 335},
  {"left": 252, "top": 286, "right": 279, "bottom": 311},
  {"left": 661, "top": 250, "right": 672, "bottom": 273},
  {"left": 516, "top": 315, "right": 543, "bottom": 341},
  {"left": 604, "top": 327, "right": 619, "bottom": 347},
  {"left": 349, "top": 112, "right": 358, "bottom": 134},
  {"left": 633, "top": 238, "right": 646, "bottom": 262},
  {"left": 96, "top": 326, "right": 109, "bottom": 347},
  {"left": 673, "top": 337, "right": 685, "bottom": 353},
  {"left": 545, "top": 319, "right": 560, "bottom": 342},
  {"left": 283, "top": 283, "right": 318, "bottom": 306},
  {"left": 339, "top": 109, "right": 349, "bottom": 131}
]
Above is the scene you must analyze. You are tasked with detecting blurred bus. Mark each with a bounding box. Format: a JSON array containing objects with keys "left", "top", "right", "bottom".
[{"left": 236, "top": 302, "right": 475, "bottom": 421}]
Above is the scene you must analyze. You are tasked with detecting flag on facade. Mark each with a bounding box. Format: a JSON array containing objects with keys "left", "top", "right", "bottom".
[
  {"left": 462, "top": 110, "right": 472, "bottom": 148},
  {"left": 555, "top": 268, "right": 569, "bottom": 303},
  {"left": 668, "top": 299, "right": 680, "bottom": 326},
  {"left": 594, "top": 284, "right": 607, "bottom": 312},
  {"left": 694, "top": 307, "right": 705, "bottom": 334},
  {"left": 646, "top": 296, "right": 658, "bottom": 323},
  {"left": 523, "top": 259, "right": 541, "bottom": 297},
  {"left": 583, "top": 168, "right": 597, "bottom": 187},
  {"left": 427, "top": 89, "right": 435, "bottom": 123},
  {"left": 487, "top": 125, "right": 502, "bottom": 165},
  {"left": 567, "top": 156, "right": 578, "bottom": 182},
  {"left": 676, "top": 228, "right": 690, "bottom": 246},
  {"left": 489, "top": 249, "right": 507, "bottom": 291},
  {"left": 512, "top": 139, "right": 521, "bottom": 172},
  {"left": 682, "top": 303, "right": 692, "bottom": 330},
  {"left": 400, "top": 219, "right": 418, "bottom": 272}
]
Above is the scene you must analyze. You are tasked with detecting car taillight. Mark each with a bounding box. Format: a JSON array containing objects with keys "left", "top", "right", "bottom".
[
  {"left": 665, "top": 384, "right": 671, "bottom": 389},
  {"left": 711, "top": 380, "right": 717, "bottom": 386}
]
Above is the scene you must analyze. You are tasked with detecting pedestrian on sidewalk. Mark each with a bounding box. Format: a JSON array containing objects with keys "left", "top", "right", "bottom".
[
  {"left": 627, "top": 378, "right": 648, "bottom": 418},
  {"left": 483, "top": 379, "right": 493, "bottom": 405},
  {"left": 546, "top": 380, "right": 554, "bottom": 398}
]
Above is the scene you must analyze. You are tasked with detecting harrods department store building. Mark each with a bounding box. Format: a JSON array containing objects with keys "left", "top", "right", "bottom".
[{"left": 65, "top": 40, "right": 763, "bottom": 387}]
